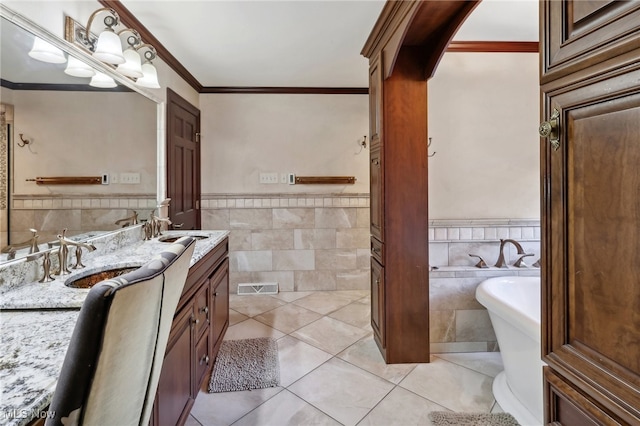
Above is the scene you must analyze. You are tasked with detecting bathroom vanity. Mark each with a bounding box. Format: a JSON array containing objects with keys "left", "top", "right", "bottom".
[{"left": 0, "top": 228, "right": 229, "bottom": 426}]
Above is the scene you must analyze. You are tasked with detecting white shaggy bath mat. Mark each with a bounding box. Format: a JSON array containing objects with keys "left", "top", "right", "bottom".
[
  {"left": 208, "top": 337, "right": 280, "bottom": 393},
  {"left": 429, "top": 411, "right": 520, "bottom": 426}
]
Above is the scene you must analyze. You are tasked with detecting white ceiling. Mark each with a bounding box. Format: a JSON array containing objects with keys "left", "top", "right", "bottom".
[
  {"left": 0, "top": 1, "right": 539, "bottom": 88},
  {"left": 120, "top": 0, "right": 539, "bottom": 88}
]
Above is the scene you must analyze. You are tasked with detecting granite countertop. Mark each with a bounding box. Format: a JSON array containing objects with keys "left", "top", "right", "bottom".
[
  {"left": 0, "top": 230, "right": 229, "bottom": 310},
  {"left": 0, "top": 230, "right": 229, "bottom": 426}
]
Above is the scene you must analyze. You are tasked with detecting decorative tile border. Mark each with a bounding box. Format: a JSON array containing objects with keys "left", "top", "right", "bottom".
[
  {"left": 428, "top": 218, "right": 540, "bottom": 242},
  {"left": 202, "top": 193, "right": 370, "bottom": 209},
  {"left": 11, "top": 194, "right": 157, "bottom": 210}
]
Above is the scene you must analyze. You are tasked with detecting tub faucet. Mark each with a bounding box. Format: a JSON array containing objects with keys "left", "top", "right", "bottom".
[
  {"left": 1, "top": 228, "right": 40, "bottom": 260},
  {"left": 495, "top": 238, "right": 526, "bottom": 268}
]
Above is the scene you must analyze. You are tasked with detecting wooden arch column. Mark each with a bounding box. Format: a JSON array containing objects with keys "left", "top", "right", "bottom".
[{"left": 361, "top": 1, "right": 479, "bottom": 364}]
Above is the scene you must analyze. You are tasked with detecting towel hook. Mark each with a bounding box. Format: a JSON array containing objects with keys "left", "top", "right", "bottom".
[
  {"left": 355, "top": 135, "right": 367, "bottom": 155},
  {"left": 17, "top": 134, "right": 31, "bottom": 147},
  {"left": 428, "top": 137, "right": 436, "bottom": 158}
]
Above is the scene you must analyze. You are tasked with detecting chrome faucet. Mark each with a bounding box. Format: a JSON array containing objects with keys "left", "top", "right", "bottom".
[
  {"left": 1, "top": 228, "right": 40, "bottom": 260},
  {"left": 27, "top": 250, "right": 55, "bottom": 283},
  {"left": 494, "top": 238, "right": 526, "bottom": 268},
  {"left": 56, "top": 229, "right": 97, "bottom": 274},
  {"left": 115, "top": 210, "right": 139, "bottom": 227}
]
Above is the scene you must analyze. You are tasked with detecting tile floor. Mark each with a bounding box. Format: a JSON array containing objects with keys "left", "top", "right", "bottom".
[{"left": 187, "top": 290, "right": 505, "bottom": 426}]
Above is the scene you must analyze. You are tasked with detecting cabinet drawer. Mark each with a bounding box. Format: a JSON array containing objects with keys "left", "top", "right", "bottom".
[
  {"left": 194, "top": 284, "right": 209, "bottom": 340},
  {"left": 195, "top": 332, "right": 211, "bottom": 391},
  {"left": 370, "top": 237, "right": 383, "bottom": 265}
]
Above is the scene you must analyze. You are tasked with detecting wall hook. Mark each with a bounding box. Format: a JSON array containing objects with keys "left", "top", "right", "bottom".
[
  {"left": 18, "top": 134, "right": 31, "bottom": 147},
  {"left": 355, "top": 135, "right": 367, "bottom": 155},
  {"left": 428, "top": 137, "right": 436, "bottom": 157}
]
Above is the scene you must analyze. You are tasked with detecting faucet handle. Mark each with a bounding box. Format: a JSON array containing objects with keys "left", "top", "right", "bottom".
[
  {"left": 469, "top": 254, "right": 489, "bottom": 269},
  {"left": 513, "top": 253, "right": 535, "bottom": 268}
]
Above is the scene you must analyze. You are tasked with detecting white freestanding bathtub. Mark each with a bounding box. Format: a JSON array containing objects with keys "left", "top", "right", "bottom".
[{"left": 476, "top": 276, "right": 546, "bottom": 426}]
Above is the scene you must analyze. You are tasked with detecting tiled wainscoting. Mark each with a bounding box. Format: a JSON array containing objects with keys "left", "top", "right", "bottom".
[
  {"left": 9, "top": 194, "right": 156, "bottom": 243},
  {"left": 201, "top": 193, "right": 370, "bottom": 294},
  {"left": 428, "top": 219, "right": 541, "bottom": 352}
]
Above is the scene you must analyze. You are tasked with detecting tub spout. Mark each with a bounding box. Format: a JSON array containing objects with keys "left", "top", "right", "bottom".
[{"left": 494, "top": 238, "right": 526, "bottom": 268}]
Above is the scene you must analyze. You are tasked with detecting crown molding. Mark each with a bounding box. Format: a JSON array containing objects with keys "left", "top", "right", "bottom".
[{"left": 200, "top": 87, "right": 368, "bottom": 95}]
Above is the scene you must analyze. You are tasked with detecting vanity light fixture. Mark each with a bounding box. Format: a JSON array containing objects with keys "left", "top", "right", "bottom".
[
  {"left": 28, "top": 36, "right": 67, "bottom": 64},
  {"left": 85, "top": 8, "right": 125, "bottom": 64},
  {"left": 64, "top": 56, "right": 96, "bottom": 78},
  {"left": 116, "top": 29, "right": 143, "bottom": 79},
  {"left": 65, "top": 10, "right": 161, "bottom": 88},
  {"left": 135, "top": 44, "right": 160, "bottom": 89},
  {"left": 89, "top": 71, "right": 117, "bottom": 88}
]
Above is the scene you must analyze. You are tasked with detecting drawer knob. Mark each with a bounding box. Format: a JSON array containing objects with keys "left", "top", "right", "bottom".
[
  {"left": 200, "top": 306, "right": 209, "bottom": 314},
  {"left": 200, "top": 354, "right": 210, "bottom": 365}
]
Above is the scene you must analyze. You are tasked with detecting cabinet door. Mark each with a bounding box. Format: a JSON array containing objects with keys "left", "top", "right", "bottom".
[
  {"left": 369, "top": 56, "right": 382, "bottom": 146},
  {"left": 542, "top": 1, "right": 640, "bottom": 81},
  {"left": 542, "top": 64, "right": 640, "bottom": 423},
  {"left": 370, "top": 258, "right": 385, "bottom": 348},
  {"left": 155, "top": 304, "right": 195, "bottom": 426},
  {"left": 211, "top": 258, "right": 229, "bottom": 351},
  {"left": 370, "top": 145, "right": 383, "bottom": 242}
]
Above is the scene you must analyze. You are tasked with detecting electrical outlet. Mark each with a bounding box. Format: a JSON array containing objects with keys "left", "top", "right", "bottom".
[
  {"left": 259, "top": 172, "right": 278, "bottom": 184},
  {"left": 280, "top": 173, "right": 288, "bottom": 184},
  {"left": 288, "top": 173, "right": 296, "bottom": 185},
  {"left": 102, "top": 174, "right": 109, "bottom": 185},
  {"left": 120, "top": 172, "right": 141, "bottom": 184}
]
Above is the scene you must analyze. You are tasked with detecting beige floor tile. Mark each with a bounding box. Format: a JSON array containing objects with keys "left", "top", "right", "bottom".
[
  {"left": 254, "top": 303, "right": 322, "bottom": 334},
  {"left": 233, "top": 389, "right": 341, "bottom": 426},
  {"left": 399, "top": 358, "right": 495, "bottom": 413},
  {"left": 190, "top": 387, "right": 283, "bottom": 425},
  {"left": 332, "top": 289, "right": 369, "bottom": 301},
  {"left": 269, "top": 291, "right": 316, "bottom": 302},
  {"left": 288, "top": 357, "right": 394, "bottom": 426},
  {"left": 337, "top": 335, "right": 416, "bottom": 384},
  {"left": 358, "top": 386, "right": 448, "bottom": 425},
  {"left": 183, "top": 415, "right": 202, "bottom": 426},
  {"left": 291, "top": 316, "right": 369, "bottom": 355},
  {"left": 434, "top": 351, "right": 504, "bottom": 378},
  {"left": 328, "top": 301, "right": 371, "bottom": 329},
  {"left": 224, "top": 318, "right": 286, "bottom": 341},
  {"left": 277, "top": 335, "right": 333, "bottom": 387},
  {"left": 292, "top": 292, "right": 357, "bottom": 315},
  {"left": 229, "top": 309, "right": 248, "bottom": 326},
  {"left": 229, "top": 294, "right": 287, "bottom": 317}
]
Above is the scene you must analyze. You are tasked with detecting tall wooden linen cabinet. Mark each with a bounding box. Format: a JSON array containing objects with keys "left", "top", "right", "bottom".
[
  {"left": 540, "top": 1, "right": 640, "bottom": 424},
  {"left": 362, "top": 41, "right": 430, "bottom": 362}
]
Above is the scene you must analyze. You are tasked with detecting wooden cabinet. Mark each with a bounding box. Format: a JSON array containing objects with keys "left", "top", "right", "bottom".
[
  {"left": 370, "top": 259, "right": 385, "bottom": 347},
  {"left": 152, "top": 238, "right": 229, "bottom": 426},
  {"left": 541, "top": 1, "right": 640, "bottom": 423},
  {"left": 364, "top": 49, "right": 430, "bottom": 364},
  {"left": 210, "top": 258, "right": 229, "bottom": 354}
]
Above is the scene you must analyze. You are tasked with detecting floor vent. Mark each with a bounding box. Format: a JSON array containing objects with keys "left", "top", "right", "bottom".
[{"left": 237, "top": 282, "right": 279, "bottom": 295}]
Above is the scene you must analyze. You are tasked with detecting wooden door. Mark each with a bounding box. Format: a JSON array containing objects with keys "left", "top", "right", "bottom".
[
  {"left": 541, "top": 1, "right": 640, "bottom": 423},
  {"left": 167, "top": 89, "right": 200, "bottom": 230}
]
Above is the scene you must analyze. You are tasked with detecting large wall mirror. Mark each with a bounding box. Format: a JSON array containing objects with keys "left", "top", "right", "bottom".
[{"left": 0, "top": 5, "right": 163, "bottom": 263}]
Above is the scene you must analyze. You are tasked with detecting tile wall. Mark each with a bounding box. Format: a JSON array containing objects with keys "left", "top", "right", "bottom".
[
  {"left": 9, "top": 194, "right": 156, "bottom": 243},
  {"left": 201, "top": 193, "right": 370, "bottom": 294},
  {"left": 428, "top": 219, "right": 541, "bottom": 352}
]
